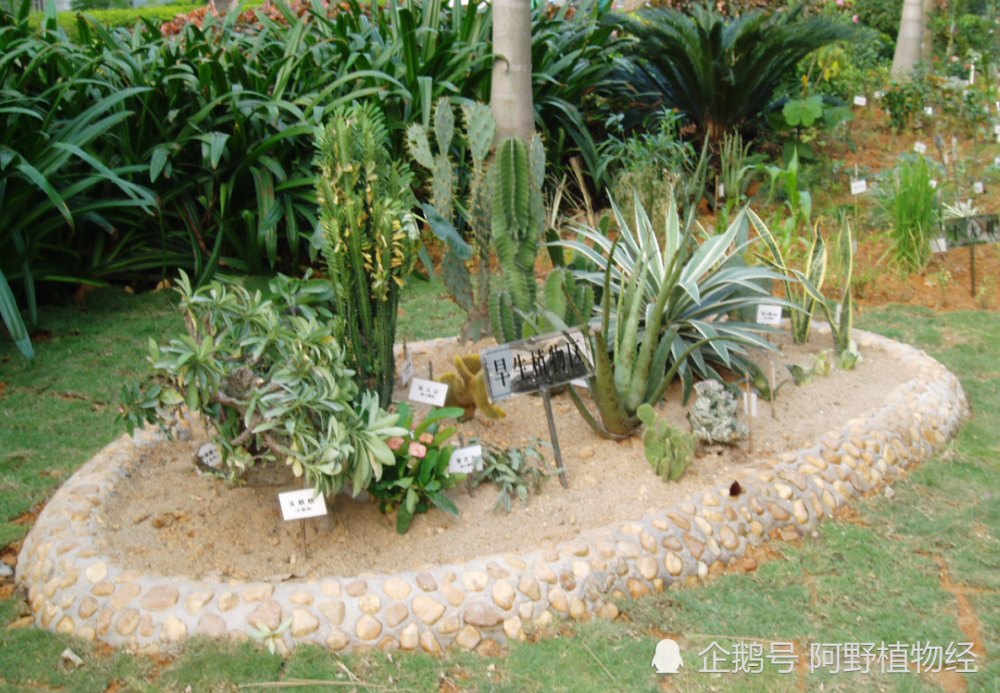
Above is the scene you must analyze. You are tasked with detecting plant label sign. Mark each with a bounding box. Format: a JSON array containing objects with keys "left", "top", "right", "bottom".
[
  {"left": 924, "top": 107, "right": 934, "bottom": 117},
  {"left": 718, "top": 182, "right": 725, "bottom": 199},
  {"left": 448, "top": 445, "right": 483, "bottom": 474},
  {"left": 853, "top": 95, "right": 867, "bottom": 107},
  {"left": 850, "top": 179, "right": 867, "bottom": 195},
  {"left": 930, "top": 238, "right": 948, "bottom": 254},
  {"left": 993, "top": 125, "right": 1000, "bottom": 135},
  {"left": 481, "top": 327, "right": 594, "bottom": 402},
  {"left": 743, "top": 392, "right": 759, "bottom": 418},
  {"left": 756, "top": 304, "right": 783, "bottom": 326},
  {"left": 408, "top": 378, "right": 448, "bottom": 406},
  {"left": 930, "top": 179, "right": 938, "bottom": 189},
  {"left": 914, "top": 142, "right": 927, "bottom": 154},
  {"left": 279, "top": 489, "right": 328, "bottom": 521},
  {"left": 399, "top": 354, "right": 414, "bottom": 387},
  {"left": 974, "top": 181, "right": 985, "bottom": 195}
]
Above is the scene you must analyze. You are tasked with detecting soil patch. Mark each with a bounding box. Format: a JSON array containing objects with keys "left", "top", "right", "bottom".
[{"left": 104, "top": 332, "right": 911, "bottom": 581}]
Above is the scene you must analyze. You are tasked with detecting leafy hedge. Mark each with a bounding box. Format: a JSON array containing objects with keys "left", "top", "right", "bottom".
[{"left": 27, "top": 3, "right": 201, "bottom": 40}]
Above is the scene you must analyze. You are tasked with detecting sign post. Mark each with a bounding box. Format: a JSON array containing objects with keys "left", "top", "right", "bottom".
[{"left": 480, "top": 327, "right": 595, "bottom": 488}]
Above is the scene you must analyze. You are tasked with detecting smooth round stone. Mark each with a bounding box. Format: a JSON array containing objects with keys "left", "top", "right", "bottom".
[
  {"left": 399, "top": 623, "right": 419, "bottom": 650},
  {"left": 415, "top": 572, "right": 437, "bottom": 592},
  {"left": 678, "top": 502, "right": 697, "bottom": 515},
  {"left": 382, "top": 577, "right": 411, "bottom": 600},
  {"left": 413, "top": 595, "right": 446, "bottom": 625},
  {"left": 346, "top": 580, "right": 368, "bottom": 597},
  {"left": 77, "top": 626, "right": 96, "bottom": 641},
  {"left": 291, "top": 608, "right": 320, "bottom": 638},
  {"left": 652, "top": 518, "right": 669, "bottom": 531},
  {"left": 318, "top": 600, "right": 345, "bottom": 626},
  {"left": 359, "top": 594, "right": 381, "bottom": 615},
  {"left": 441, "top": 582, "right": 467, "bottom": 607},
  {"left": 219, "top": 592, "right": 239, "bottom": 612},
  {"left": 185, "top": 590, "right": 214, "bottom": 614},
  {"left": 517, "top": 576, "right": 541, "bottom": 601},
  {"left": 116, "top": 609, "right": 140, "bottom": 636},
  {"left": 702, "top": 492, "right": 721, "bottom": 507},
  {"left": 599, "top": 603, "right": 619, "bottom": 620},
  {"left": 548, "top": 588, "right": 569, "bottom": 613},
  {"left": 355, "top": 615, "right": 382, "bottom": 641},
  {"left": 766, "top": 503, "right": 791, "bottom": 522},
  {"left": 596, "top": 541, "right": 616, "bottom": 558},
  {"left": 455, "top": 625, "right": 482, "bottom": 650},
  {"left": 464, "top": 601, "right": 502, "bottom": 628},
  {"left": 385, "top": 603, "right": 408, "bottom": 628},
  {"left": 78, "top": 596, "right": 99, "bottom": 619},
  {"left": 326, "top": 628, "right": 350, "bottom": 651},
  {"left": 115, "top": 569, "right": 143, "bottom": 584},
  {"left": 56, "top": 616, "right": 75, "bottom": 635},
  {"left": 463, "top": 571, "right": 489, "bottom": 592},
  {"left": 719, "top": 525, "right": 739, "bottom": 551},
  {"left": 109, "top": 584, "right": 142, "bottom": 611},
  {"left": 420, "top": 630, "right": 443, "bottom": 656},
  {"left": 85, "top": 562, "right": 108, "bottom": 584},
  {"left": 493, "top": 581, "right": 515, "bottom": 610},
  {"left": 616, "top": 541, "right": 641, "bottom": 559},
  {"left": 141, "top": 586, "right": 179, "bottom": 611},
  {"left": 320, "top": 581, "right": 342, "bottom": 597},
  {"left": 693, "top": 517, "right": 714, "bottom": 535},
  {"left": 559, "top": 573, "right": 576, "bottom": 591},
  {"left": 793, "top": 500, "right": 810, "bottom": 525},
  {"left": 628, "top": 579, "right": 651, "bottom": 599},
  {"left": 665, "top": 552, "right": 684, "bottom": 576},
  {"left": 533, "top": 563, "right": 557, "bottom": 584},
  {"left": 437, "top": 614, "right": 461, "bottom": 634},
  {"left": 289, "top": 591, "right": 314, "bottom": 606},
  {"left": 518, "top": 602, "right": 535, "bottom": 620},
  {"left": 774, "top": 483, "right": 794, "bottom": 500},
  {"left": 534, "top": 610, "right": 554, "bottom": 628},
  {"left": 637, "top": 556, "right": 658, "bottom": 581},
  {"left": 639, "top": 534, "right": 657, "bottom": 554},
  {"left": 505, "top": 556, "right": 527, "bottom": 571},
  {"left": 570, "top": 597, "right": 586, "bottom": 619},
  {"left": 196, "top": 614, "right": 227, "bottom": 638},
  {"left": 503, "top": 616, "right": 523, "bottom": 641},
  {"left": 247, "top": 600, "right": 282, "bottom": 631},
  {"left": 160, "top": 615, "right": 188, "bottom": 643},
  {"left": 662, "top": 536, "right": 683, "bottom": 552},
  {"left": 241, "top": 584, "right": 274, "bottom": 603},
  {"left": 685, "top": 535, "right": 705, "bottom": 559}
]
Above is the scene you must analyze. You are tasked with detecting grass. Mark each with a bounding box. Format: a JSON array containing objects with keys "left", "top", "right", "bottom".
[{"left": 1, "top": 293, "right": 998, "bottom": 692}]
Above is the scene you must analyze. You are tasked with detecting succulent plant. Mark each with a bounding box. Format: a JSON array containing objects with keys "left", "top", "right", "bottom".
[
  {"left": 408, "top": 100, "right": 496, "bottom": 343},
  {"left": 437, "top": 354, "right": 507, "bottom": 421},
  {"left": 687, "top": 380, "right": 749, "bottom": 444},
  {"left": 542, "top": 267, "right": 594, "bottom": 330},
  {"left": 637, "top": 404, "right": 697, "bottom": 481}
]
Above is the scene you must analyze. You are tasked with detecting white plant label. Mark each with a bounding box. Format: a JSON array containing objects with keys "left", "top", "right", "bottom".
[
  {"left": 850, "top": 179, "right": 868, "bottom": 195},
  {"left": 852, "top": 239, "right": 859, "bottom": 255},
  {"left": 914, "top": 142, "right": 927, "bottom": 154},
  {"left": 995, "top": 101, "right": 999, "bottom": 113},
  {"left": 924, "top": 107, "right": 934, "bottom": 116},
  {"left": 835, "top": 302, "right": 843, "bottom": 325},
  {"left": 279, "top": 489, "right": 328, "bottom": 521},
  {"left": 853, "top": 95, "right": 867, "bottom": 107},
  {"left": 944, "top": 153, "right": 950, "bottom": 165},
  {"left": 974, "top": 181, "right": 985, "bottom": 195},
  {"left": 408, "top": 378, "right": 449, "bottom": 406},
  {"left": 756, "top": 304, "right": 783, "bottom": 326},
  {"left": 993, "top": 124, "right": 1000, "bottom": 135},
  {"left": 743, "top": 392, "right": 758, "bottom": 418},
  {"left": 570, "top": 378, "right": 589, "bottom": 388},
  {"left": 718, "top": 183, "right": 725, "bottom": 199},
  {"left": 448, "top": 445, "right": 484, "bottom": 474},
  {"left": 399, "top": 354, "right": 414, "bottom": 387},
  {"left": 930, "top": 238, "right": 948, "bottom": 254},
  {"left": 930, "top": 179, "right": 938, "bottom": 189},
  {"left": 995, "top": 156, "right": 1000, "bottom": 167}
]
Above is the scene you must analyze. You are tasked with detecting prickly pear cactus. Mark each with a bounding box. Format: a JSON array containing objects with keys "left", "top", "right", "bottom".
[
  {"left": 407, "top": 99, "right": 496, "bottom": 343},
  {"left": 686, "top": 380, "right": 749, "bottom": 444},
  {"left": 637, "top": 404, "right": 697, "bottom": 481}
]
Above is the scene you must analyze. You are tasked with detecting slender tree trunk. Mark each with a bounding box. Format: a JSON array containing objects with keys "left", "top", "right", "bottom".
[
  {"left": 921, "top": 0, "right": 935, "bottom": 66},
  {"left": 491, "top": 0, "right": 535, "bottom": 142},
  {"left": 892, "top": 0, "right": 926, "bottom": 77}
]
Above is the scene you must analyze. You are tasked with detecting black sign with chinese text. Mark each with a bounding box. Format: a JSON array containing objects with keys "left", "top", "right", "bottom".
[{"left": 480, "top": 327, "right": 594, "bottom": 402}]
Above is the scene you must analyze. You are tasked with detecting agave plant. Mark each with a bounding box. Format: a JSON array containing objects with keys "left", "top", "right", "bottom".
[
  {"left": 551, "top": 195, "right": 788, "bottom": 437},
  {"left": 609, "top": 4, "right": 855, "bottom": 141}
]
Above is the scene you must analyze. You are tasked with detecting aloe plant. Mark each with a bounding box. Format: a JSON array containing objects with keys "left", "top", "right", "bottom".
[{"left": 554, "top": 196, "right": 787, "bottom": 437}]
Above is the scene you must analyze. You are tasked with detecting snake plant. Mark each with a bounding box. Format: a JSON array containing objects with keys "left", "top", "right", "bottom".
[{"left": 553, "top": 195, "right": 788, "bottom": 437}]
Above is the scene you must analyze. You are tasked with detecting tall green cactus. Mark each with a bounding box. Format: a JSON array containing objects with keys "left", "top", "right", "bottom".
[
  {"left": 543, "top": 268, "right": 595, "bottom": 330},
  {"left": 314, "top": 104, "right": 419, "bottom": 404},
  {"left": 490, "top": 134, "right": 546, "bottom": 344},
  {"left": 407, "top": 100, "right": 496, "bottom": 343}
]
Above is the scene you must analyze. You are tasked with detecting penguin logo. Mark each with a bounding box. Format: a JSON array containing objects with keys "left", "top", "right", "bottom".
[{"left": 651, "top": 638, "right": 683, "bottom": 674}]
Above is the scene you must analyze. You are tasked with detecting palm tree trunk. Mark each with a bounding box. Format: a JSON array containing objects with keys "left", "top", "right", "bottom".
[
  {"left": 491, "top": 0, "right": 535, "bottom": 142},
  {"left": 892, "top": 0, "right": 926, "bottom": 77},
  {"left": 921, "top": 0, "right": 935, "bottom": 66}
]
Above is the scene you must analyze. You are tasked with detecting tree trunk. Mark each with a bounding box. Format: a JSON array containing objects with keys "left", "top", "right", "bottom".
[
  {"left": 921, "top": 0, "right": 935, "bottom": 66},
  {"left": 892, "top": 0, "right": 926, "bottom": 77},
  {"left": 491, "top": 0, "right": 535, "bottom": 142}
]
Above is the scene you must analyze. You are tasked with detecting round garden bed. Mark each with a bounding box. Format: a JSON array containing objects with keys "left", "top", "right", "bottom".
[{"left": 16, "top": 325, "right": 969, "bottom": 656}]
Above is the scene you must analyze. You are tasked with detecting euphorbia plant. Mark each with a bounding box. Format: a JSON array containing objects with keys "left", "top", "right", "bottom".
[{"left": 368, "top": 404, "right": 466, "bottom": 534}]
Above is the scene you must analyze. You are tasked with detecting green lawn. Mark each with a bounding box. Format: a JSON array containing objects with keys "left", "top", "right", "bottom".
[{"left": 0, "top": 289, "right": 997, "bottom": 692}]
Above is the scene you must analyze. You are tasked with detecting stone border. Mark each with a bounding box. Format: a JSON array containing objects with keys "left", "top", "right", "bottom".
[{"left": 16, "top": 326, "right": 969, "bottom": 656}]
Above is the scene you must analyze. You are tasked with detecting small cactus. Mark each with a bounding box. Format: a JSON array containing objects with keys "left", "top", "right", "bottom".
[
  {"left": 687, "top": 380, "right": 749, "bottom": 444},
  {"left": 437, "top": 354, "right": 506, "bottom": 421},
  {"left": 544, "top": 268, "right": 594, "bottom": 329},
  {"left": 637, "top": 404, "right": 697, "bottom": 481}
]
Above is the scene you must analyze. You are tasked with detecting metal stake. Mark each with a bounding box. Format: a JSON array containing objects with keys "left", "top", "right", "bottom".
[
  {"left": 541, "top": 388, "right": 568, "bottom": 488},
  {"left": 745, "top": 373, "right": 754, "bottom": 455},
  {"left": 300, "top": 478, "right": 309, "bottom": 561}
]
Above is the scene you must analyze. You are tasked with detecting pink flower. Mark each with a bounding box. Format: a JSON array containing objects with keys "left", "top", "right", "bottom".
[
  {"left": 119, "top": 407, "right": 125, "bottom": 414},
  {"left": 852, "top": 13, "right": 859, "bottom": 22},
  {"left": 409, "top": 442, "right": 427, "bottom": 458},
  {"left": 419, "top": 432, "right": 434, "bottom": 445},
  {"left": 836, "top": 0, "right": 845, "bottom": 6},
  {"left": 387, "top": 436, "right": 404, "bottom": 451}
]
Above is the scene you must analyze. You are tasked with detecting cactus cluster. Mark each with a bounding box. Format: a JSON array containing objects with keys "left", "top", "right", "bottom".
[
  {"left": 408, "top": 100, "right": 496, "bottom": 343},
  {"left": 314, "top": 103, "right": 418, "bottom": 404},
  {"left": 687, "top": 380, "right": 749, "bottom": 444},
  {"left": 436, "top": 354, "right": 506, "bottom": 421},
  {"left": 637, "top": 404, "right": 697, "bottom": 481},
  {"left": 543, "top": 267, "right": 594, "bottom": 330},
  {"left": 489, "top": 134, "right": 547, "bottom": 344}
]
